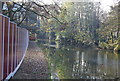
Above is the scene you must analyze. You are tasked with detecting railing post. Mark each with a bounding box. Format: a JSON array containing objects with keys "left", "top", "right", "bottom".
[
  {"left": 0, "top": 14, "right": 29, "bottom": 80},
  {"left": 16, "top": 27, "right": 20, "bottom": 66},
  {"left": 0, "top": 14, "right": 2, "bottom": 81},
  {"left": 3, "top": 16, "right": 10, "bottom": 79},
  {"left": 13, "top": 23, "right": 17, "bottom": 70},
  {"left": 19, "top": 28, "right": 22, "bottom": 61},
  {"left": 0, "top": 14, "right": 4, "bottom": 81},
  {"left": 17, "top": 27, "right": 20, "bottom": 64},
  {"left": 9, "top": 22, "right": 14, "bottom": 74}
]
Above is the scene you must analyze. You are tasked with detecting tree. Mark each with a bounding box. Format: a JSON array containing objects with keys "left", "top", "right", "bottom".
[
  {"left": 97, "top": 1, "right": 120, "bottom": 42},
  {"left": 2, "top": 1, "right": 63, "bottom": 28},
  {"left": 39, "top": 1, "right": 102, "bottom": 46}
]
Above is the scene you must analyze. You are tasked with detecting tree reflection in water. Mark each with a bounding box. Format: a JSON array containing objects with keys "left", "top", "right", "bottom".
[{"left": 40, "top": 43, "right": 120, "bottom": 80}]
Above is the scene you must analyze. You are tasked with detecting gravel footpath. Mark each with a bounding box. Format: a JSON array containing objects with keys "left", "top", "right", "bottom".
[{"left": 11, "top": 41, "right": 48, "bottom": 79}]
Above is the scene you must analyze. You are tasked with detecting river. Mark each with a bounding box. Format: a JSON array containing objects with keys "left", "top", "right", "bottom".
[{"left": 38, "top": 41, "right": 120, "bottom": 80}]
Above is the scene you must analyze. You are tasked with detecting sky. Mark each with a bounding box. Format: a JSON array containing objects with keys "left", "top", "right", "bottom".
[
  {"left": 11, "top": 0, "right": 119, "bottom": 11},
  {"left": 41, "top": 0, "right": 119, "bottom": 11},
  {"left": 99, "top": 0, "right": 118, "bottom": 11}
]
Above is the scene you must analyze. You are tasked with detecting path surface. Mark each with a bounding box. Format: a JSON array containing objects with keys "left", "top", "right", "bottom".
[{"left": 12, "top": 41, "right": 48, "bottom": 79}]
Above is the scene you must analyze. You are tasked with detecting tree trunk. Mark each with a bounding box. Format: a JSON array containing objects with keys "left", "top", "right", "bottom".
[{"left": 117, "top": 27, "right": 120, "bottom": 38}]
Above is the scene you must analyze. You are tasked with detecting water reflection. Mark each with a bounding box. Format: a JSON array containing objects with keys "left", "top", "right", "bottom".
[
  {"left": 72, "top": 50, "right": 120, "bottom": 79},
  {"left": 39, "top": 42, "right": 120, "bottom": 80}
]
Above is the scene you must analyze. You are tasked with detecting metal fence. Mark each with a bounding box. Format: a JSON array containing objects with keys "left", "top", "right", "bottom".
[{"left": 0, "top": 14, "right": 29, "bottom": 80}]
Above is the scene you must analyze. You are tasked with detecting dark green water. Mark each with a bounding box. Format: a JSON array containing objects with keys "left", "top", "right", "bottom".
[{"left": 38, "top": 41, "right": 120, "bottom": 80}]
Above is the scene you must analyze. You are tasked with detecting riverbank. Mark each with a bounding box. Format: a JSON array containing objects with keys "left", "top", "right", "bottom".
[{"left": 11, "top": 41, "right": 49, "bottom": 79}]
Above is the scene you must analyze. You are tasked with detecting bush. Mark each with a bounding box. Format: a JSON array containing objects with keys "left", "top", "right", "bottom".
[
  {"left": 99, "top": 42, "right": 108, "bottom": 49},
  {"left": 114, "top": 44, "right": 120, "bottom": 53},
  {"left": 114, "top": 38, "right": 120, "bottom": 53}
]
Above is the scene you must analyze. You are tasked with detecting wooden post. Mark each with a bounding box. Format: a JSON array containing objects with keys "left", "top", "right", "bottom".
[
  {"left": 13, "top": 23, "right": 17, "bottom": 70},
  {"left": 3, "top": 16, "right": 10, "bottom": 79},
  {"left": 16, "top": 27, "right": 19, "bottom": 65},
  {"left": 0, "top": 14, "right": 2, "bottom": 81},
  {"left": 9, "top": 22, "right": 14, "bottom": 74},
  {"left": 0, "top": 14, "right": 4, "bottom": 81}
]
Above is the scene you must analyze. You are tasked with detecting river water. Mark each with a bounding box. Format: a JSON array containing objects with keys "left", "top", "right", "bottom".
[{"left": 38, "top": 41, "right": 120, "bottom": 80}]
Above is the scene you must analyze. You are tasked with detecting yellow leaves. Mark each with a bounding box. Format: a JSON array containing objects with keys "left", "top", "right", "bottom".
[
  {"left": 30, "top": 23, "right": 37, "bottom": 26},
  {"left": 45, "top": 28, "right": 51, "bottom": 32},
  {"left": 114, "top": 44, "right": 120, "bottom": 53},
  {"left": 45, "top": 30, "right": 49, "bottom": 32},
  {"left": 48, "top": 19, "right": 53, "bottom": 23},
  {"left": 61, "top": 30, "right": 65, "bottom": 32},
  {"left": 62, "top": 2, "right": 73, "bottom": 9},
  {"left": 108, "top": 40, "right": 113, "bottom": 44},
  {"left": 99, "top": 42, "right": 108, "bottom": 49},
  {"left": 6, "top": 2, "right": 13, "bottom": 6}
]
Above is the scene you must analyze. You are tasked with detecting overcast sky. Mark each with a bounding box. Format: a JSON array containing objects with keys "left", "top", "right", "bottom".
[
  {"left": 11, "top": 0, "right": 119, "bottom": 11},
  {"left": 99, "top": 0, "right": 118, "bottom": 11},
  {"left": 41, "top": 0, "right": 119, "bottom": 11}
]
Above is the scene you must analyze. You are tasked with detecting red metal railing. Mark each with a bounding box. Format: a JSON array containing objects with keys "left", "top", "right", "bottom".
[{"left": 0, "top": 14, "right": 29, "bottom": 80}]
